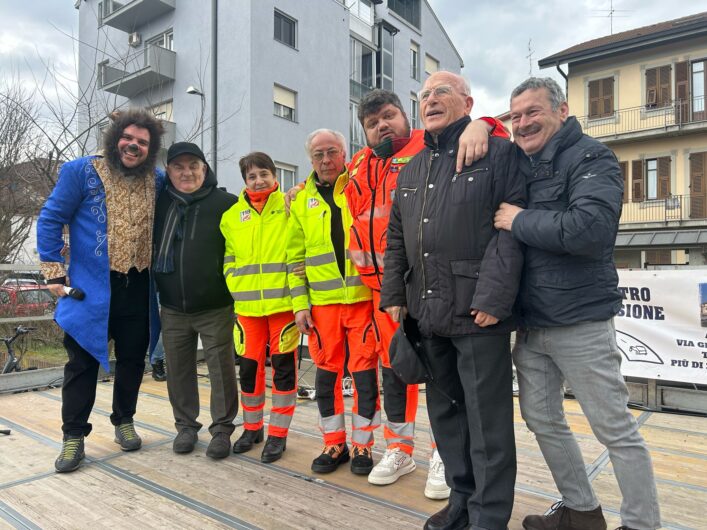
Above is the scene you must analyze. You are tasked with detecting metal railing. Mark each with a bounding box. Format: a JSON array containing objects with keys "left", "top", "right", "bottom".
[
  {"left": 619, "top": 194, "right": 705, "bottom": 224},
  {"left": 577, "top": 96, "right": 707, "bottom": 139},
  {"left": 100, "top": 44, "right": 176, "bottom": 87}
]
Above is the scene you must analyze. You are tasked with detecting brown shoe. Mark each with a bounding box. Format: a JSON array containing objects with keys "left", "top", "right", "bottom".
[{"left": 523, "top": 501, "right": 607, "bottom": 530}]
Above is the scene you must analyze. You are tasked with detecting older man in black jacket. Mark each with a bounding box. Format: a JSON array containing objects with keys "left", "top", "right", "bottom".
[
  {"left": 153, "top": 142, "right": 238, "bottom": 460},
  {"left": 381, "top": 71, "right": 524, "bottom": 530},
  {"left": 494, "top": 78, "right": 660, "bottom": 530}
]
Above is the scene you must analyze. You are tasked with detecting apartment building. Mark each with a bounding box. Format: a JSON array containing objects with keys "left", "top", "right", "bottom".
[
  {"left": 539, "top": 11, "right": 707, "bottom": 268},
  {"left": 75, "top": 0, "right": 462, "bottom": 193}
]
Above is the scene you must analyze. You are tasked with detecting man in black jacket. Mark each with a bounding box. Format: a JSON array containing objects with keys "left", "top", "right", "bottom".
[
  {"left": 153, "top": 142, "right": 239, "bottom": 459},
  {"left": 381, "top": 71, "right": 524, "bottom": 530},
  {"left": 494, "top": 77, "right": 660, "bottom": 530}
]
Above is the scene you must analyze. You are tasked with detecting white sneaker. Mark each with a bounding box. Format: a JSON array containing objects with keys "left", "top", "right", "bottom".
[
  {"left": 425, "top": 449, "right": 451, "bottom": 500},
  {"left": 367, "top": 447, "right": 416, "bottom": 485}
]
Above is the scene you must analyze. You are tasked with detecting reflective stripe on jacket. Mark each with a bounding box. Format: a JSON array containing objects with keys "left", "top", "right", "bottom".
[
  {"left": 220, "top": 190, "right": 292, "bottom": 317},
  {"left": 286, "top": 169, "right": 372, "bottom": 313}
]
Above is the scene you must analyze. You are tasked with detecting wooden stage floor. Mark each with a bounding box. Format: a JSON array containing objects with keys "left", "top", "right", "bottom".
[{"left": 0, "top": 362, "right": 704, "bottom": 529}]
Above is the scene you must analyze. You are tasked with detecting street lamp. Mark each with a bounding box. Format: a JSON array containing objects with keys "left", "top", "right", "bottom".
[{"left": 186, "top": 85, "right": 205, "bottom": 150}]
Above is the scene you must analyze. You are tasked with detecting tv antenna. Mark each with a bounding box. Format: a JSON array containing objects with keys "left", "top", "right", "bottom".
[
  {"left": 591, "top": 0, "right": 631, "bottom": 34},
  {"left": 526, "top": 39, "right": 534, "bottom": 76}
]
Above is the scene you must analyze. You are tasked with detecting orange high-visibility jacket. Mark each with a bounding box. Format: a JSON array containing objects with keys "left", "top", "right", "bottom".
[{"left": 344, "top": 119, "right": 510, "bottom": 291}]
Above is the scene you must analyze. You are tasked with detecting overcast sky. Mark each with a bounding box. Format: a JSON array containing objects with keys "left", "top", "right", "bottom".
[{"left": 2, "top": 1, "right": 707, "bottom": 119}]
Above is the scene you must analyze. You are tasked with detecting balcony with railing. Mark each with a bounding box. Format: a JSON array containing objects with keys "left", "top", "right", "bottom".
[
  {"left": 619, "top": 194, "right": 707, "bottom": 227},
  {"left": 99, "top": 44, "right": 175, "bottom": 98},
  {"left": 101, "top": 0, "right": 175, "bottom": 32},
  {"left": 577, "top": 96, "right": 707, "bottom": 143}
]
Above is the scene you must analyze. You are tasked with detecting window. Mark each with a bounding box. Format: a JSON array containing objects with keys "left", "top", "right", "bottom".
[
  {"left": 424, "top": 54, "right": 439, "bottom": 76},
  {"left": 588, "top": 77, "right": 614, "bottom": 119},
  {"left": 346, "top": 0, "right": 373, "bottom": 23},
  {"left": 646, "top": 159, "right": 658, "bottom": 200},
  {"left": 388, "top": 0, "right": 420, "bottom": 28},
  {"left": 275, "top": 163, "right": 297, "bottom": 190},
  {"left": 632, "top": 157, "right": 671, "bottom": 202},
  {"left": 150, "top": 100, "right": 173, "bottom": 121},
  {"left": 377, "top": 26, "right": 395, "bottom": 90},
  {"left": 350, "top": 38, "right": 376, "bottom": 98},
  {"left": 693, "top": 60, "right": 705, "bottom": 114},
  {"left": 645, "top": 65, "right": 671, "bottom": 108},
  {"left": 410, "top": 42, "right": 419, "bottom": 80},
  {"left": 410, "top": 94, "right": 419, "bottom": 129},
  {"left": 350, "top": 101, "right": 366, "bottom": 155},
  {"left": 273, "top": 85, "right": 296, "bottom": 122},
  {"left": 147, "top": 29, "right": 173, "bottom": 50},
  {"left": 274, "top": 9, "right": 297, "bottom": 48}
]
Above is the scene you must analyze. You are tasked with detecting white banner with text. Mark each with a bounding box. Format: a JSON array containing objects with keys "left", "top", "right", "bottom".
[{"left": 616, "top": 269, "right": 707, "bottom": 384}]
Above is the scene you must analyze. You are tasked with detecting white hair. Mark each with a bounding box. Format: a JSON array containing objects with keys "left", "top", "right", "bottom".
[{"left": 305, "top": 129, "right": 347, "bottom": 158}]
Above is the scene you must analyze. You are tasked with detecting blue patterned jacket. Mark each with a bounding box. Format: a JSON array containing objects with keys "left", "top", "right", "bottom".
[{"left": 37, "top": 156, "right": 165, "bottom": 369}]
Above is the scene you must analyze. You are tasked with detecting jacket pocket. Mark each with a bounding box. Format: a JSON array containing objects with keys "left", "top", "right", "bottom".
[
  {"left": 450, "top": 259, "right": 480, "bottom": 317},
  {"left": 397, "top": 187, "right": 418, "bottom": 215},
  {"left": 451, "top": 168, "right": 488, "bottom": 205},
  {"left": 532, "top": 182, "right": 565, "bottom": 206}
]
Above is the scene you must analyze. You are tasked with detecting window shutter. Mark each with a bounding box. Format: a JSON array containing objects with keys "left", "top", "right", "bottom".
[
  {"left": 675, "top": 61, "right": 689, "bottom": 123},
  {"left": 658, "top": 65, "right": 672, "bottom": 107},
  {"left": 690, "top": 152, "right": 706, "bottom": 218},
  {"left": 645, "top": 67, "right": 657, "bottom": 107},
  {"left": 657, "top": 156, "right": 671, "bottom": 199},
  {"left": 273, "top": 85, "right": 296, "bottom": 109},
  {"left": 619, "top": 161, "right": 628, "bottom": 203},
  {"left": 645, "top": 250, "right": 671, "bottom": 265},
  {"left": 589, "top": 80, "right": 601, "bottom": 118},
  {"left": 632, "top": 159, "right": 644, "bottom": 202},
  {"left": 602, "top": 77, "right": 614, "bottom": 116}
]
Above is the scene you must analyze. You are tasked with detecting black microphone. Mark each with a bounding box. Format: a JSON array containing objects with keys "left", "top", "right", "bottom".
[{"left": 63, "top": 286, "right": 86, "bottom": 301}]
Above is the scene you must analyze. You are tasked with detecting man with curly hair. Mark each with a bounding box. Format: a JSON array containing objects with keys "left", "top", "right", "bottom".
[{"left": 37, "top": 108, "right": 165, "bottom": 473}]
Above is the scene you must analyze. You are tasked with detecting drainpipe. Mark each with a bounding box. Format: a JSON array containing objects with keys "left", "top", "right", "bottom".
[
  {"left": 555, "top": 63, "right": 568, "bottom": 97},
  {"left": 211, "top": 0, "right": 218, "bottom": 173}
]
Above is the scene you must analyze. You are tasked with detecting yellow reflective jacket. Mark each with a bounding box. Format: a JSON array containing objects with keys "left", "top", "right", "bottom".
[
  {"left": 286, "top": 169, "right": 371, "bottom": 313},
  {"left": 220, "top": 189, "right": 292, "bottom": 317}
]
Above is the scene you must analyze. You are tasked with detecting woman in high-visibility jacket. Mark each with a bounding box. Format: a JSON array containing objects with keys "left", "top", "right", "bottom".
[{"left": 220, "top": 152, "right": 299, "bottom": 464}]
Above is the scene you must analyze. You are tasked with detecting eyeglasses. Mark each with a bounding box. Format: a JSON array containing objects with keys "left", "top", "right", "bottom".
[
  {"left": 311, "top": 148, "right": 342, "bottom": 162},
  {"left": 418, "top": 85, "right": 462, "bottom": 102}
]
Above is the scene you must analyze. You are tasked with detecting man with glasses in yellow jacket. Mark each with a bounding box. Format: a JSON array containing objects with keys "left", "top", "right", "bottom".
[{"left": 286, "top": 129, "right": 379, "bottom": 475}]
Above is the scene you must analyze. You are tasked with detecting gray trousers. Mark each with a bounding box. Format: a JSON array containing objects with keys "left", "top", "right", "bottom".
[
  {"left": 513, "top": 319, "right": 660, "bottom": 529},
  {"left": 161, "top": 305, "right": 238, "bottom": 436}
]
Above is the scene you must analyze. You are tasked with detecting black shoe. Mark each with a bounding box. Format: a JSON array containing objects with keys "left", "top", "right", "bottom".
[
  {"left": 151, "top": 360, "right": 166, "bottom": 381},
  {"left": 114, "top": 422, "right": 142, "bottom": 451},
  {"left": 232, "top": 428, "right": 264, "bottom": 454},
  {"left": 173, "top": 428, "right": 198, "bottom": 454},
  {"left": 261, "top": 435, "right": 287, "bottom": 463},
  {"left": 55, "top": 435, "right": 85, "bottom": 473},
  {"left": 206, "top": 432, "right": 231, "bottom": 459},
  {"left": 350, "top": 445, "right": 373, "bottom": 475},
  {"left": 311, "top": 443, "right": 350, "bottom": 473},
  {"left": 424, "top": 503, "right": 469, "bottom": 530}
]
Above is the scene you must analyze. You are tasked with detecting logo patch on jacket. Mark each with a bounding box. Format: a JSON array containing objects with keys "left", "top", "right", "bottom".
[
  {"left": 392, "top": 156, "right": 413, "bottom": 165},
  {"left": 308, "top": 198, "right": 320, "bottom": 209},
  {"left": 240, "top": 210, "right": 252, "bottom": 222}
]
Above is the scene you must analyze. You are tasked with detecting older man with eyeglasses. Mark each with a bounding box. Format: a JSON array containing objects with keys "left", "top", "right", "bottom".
[
  {"left": 381, "top": 71, "right": 525, "bottom": 530},
  {"left": 285, "top": 129, "right": 379, "bottom": 476}
]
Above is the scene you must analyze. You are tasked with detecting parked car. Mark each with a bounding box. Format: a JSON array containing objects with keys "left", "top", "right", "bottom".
[
  {"left": 0, "top": 285, "right": 56, "bottom": 318},
  {"left": 1, "top": 273, "right": 47, "bottom": 288}
]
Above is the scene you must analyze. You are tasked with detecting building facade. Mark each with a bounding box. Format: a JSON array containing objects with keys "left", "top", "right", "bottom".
[
  {"left": 75, "top": 0, "right": 462, "bottom": 193},
  {"left": 539, "top": 12, "right": 707, "bottom": 268}
]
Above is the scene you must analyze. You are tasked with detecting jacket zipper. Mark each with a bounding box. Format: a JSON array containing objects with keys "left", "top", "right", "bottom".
[
  {"left": 368, "top": 158, "right": 383, "bottom": 282},
  {"left": 180, "top": 209, "right": 188, "bottom": 312},
  {"left": 417, "top": 149, "right": 436, "bottom": 296}
]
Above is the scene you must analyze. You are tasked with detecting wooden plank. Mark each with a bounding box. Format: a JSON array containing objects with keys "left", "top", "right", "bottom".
[
  {"left": 0, "top": 428, "right": 56, "bottom": 485},
  {"left": 0, "top": 467, "right": 233, "bottom": 530}
]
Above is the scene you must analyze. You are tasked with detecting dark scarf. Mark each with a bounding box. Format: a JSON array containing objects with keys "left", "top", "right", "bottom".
[{"left": 153, "top": 167, "right": 217, "bottom": 273}]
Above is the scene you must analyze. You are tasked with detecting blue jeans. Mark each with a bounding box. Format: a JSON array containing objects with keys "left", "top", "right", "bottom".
[
  {"left": 513, "top": 319, "right": 660, "bottom": 529},
  {"left": 151, "top": 334, "right": 165, "bottom": 363}
]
